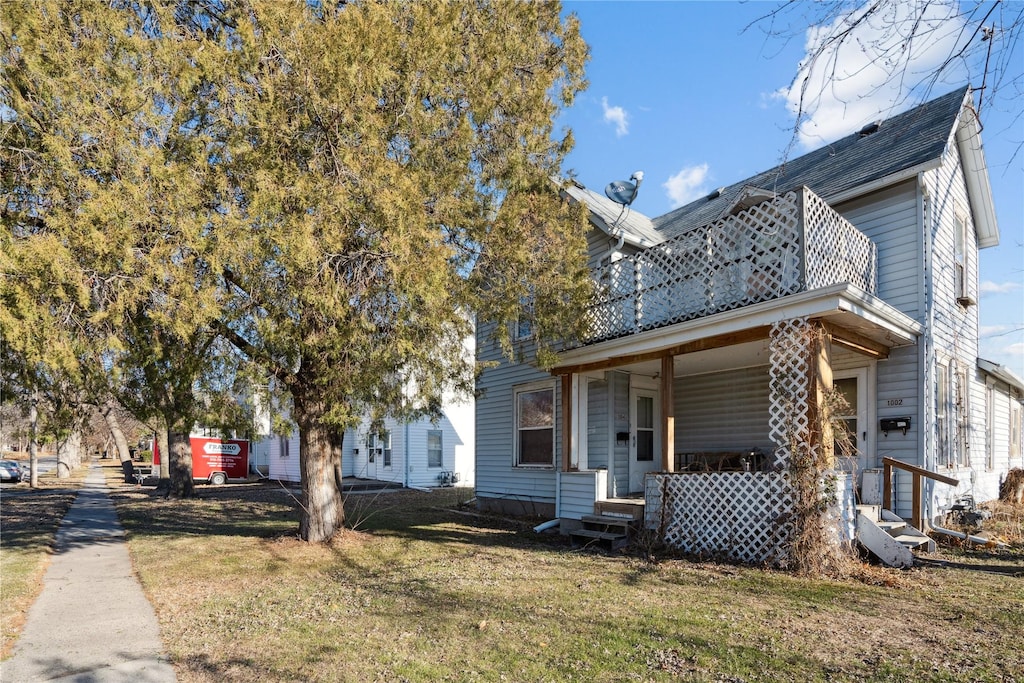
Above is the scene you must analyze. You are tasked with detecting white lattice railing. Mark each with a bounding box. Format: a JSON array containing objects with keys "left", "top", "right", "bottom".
[
  {"left": 581, "top": 187, "right": 876, "bottom": 345},
  {"left": 644, "top": 471, "right": 854, "bottom": 567}
]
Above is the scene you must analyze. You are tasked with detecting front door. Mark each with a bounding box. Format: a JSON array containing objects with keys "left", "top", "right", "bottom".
[
  {"left": 629, "top": 388, "right": 660, "bottom": 493},
  {"left": 365, "top": 433, "right": 379, "bottom": 479},
  {"left": 833, "top": 368, "right": 869, "bottom": 473}
]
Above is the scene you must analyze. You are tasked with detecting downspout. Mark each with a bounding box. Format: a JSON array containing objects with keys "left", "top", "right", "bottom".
[
  {"left": 404, "top": 420, "right": 410, "bottom": 488},
  {"left": 927, "top": 522, "right": 1007, "bottom": 547},
  {"left": 919, "top": 176, "right": 935, "bottom": 520}
]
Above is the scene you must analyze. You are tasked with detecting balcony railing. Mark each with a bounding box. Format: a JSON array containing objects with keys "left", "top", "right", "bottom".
[{"left": 581, "top": 187, "right": 877, "bottom": 345}]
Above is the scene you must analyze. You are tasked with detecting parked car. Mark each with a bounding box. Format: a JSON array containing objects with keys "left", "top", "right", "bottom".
[{"left": 0, "top": 460, "right": 24, "bottom": 483}]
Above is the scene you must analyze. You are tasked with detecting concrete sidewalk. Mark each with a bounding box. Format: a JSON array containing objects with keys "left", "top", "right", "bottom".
[{"left": 2, "top": 464, "right": 176, "bottom": 683}]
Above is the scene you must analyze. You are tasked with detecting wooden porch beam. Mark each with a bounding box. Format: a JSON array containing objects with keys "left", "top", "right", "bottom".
[
  {"left": 820, "top": 321, "right": 889, "bottom": 359},
  {"left": 551, "top": 326, "right": 772, "bottom": 376},
  {"left": 661, "top": 355, "right": 675, "bottom": 473}
]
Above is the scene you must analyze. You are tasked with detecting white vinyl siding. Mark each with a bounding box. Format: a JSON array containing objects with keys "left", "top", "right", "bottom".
[
  {"left": 835, "top": 181, "right": 921, "bottom": 318},
  {"left": 475, "top": 320, "right": 559, "bottom": 505}
]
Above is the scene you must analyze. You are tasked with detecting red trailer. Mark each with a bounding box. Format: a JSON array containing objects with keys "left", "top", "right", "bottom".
[{"left": 152, "top": 437, "right": 250, "bottom": 485}]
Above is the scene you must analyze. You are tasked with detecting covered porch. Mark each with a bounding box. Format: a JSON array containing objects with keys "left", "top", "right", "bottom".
[{"left": 547, "top": 188, "right": 922, "bottom": 561}]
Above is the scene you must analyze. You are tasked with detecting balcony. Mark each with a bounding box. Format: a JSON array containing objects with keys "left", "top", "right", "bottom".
[{"left": 581, "top": 187, "right": 877, "bottom": 345}]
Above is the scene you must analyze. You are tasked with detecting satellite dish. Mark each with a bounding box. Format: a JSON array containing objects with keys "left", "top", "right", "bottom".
[{"left": 604, "top": 171, "right": 644, "bottom": 206}]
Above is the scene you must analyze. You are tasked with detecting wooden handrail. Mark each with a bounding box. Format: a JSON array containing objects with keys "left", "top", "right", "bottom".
[
  {"left": 881, "top": 457, "right": 960, "bottom": 531},
  {"left": 881, "top": 457, "right": 959, "bottom": 486}
]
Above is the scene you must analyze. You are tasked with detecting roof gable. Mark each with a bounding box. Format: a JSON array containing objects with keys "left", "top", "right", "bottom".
[
  {"left": 560, "top": 179, "right": 664, "bottom": 248},
  {"left": 653, "top": 87, "right": 989, "bottom": 240}
]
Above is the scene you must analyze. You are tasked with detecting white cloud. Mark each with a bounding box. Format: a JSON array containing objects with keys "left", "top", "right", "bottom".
[
  {"left": 776, "top": 0, "right": 967, "bottom": 148},
  {"left": 601, "top": 97, "right": 629, "bottom": 137},
  {"left": 1005, "top": 342, "right": 1024, "bottom": 357},
  {"left": 980, "top": 324, "right": 1017, "bottom": 338},
  {"left": 663, "top": 164, "right": 710, "bottom": 209},
  {"left": 980, "top": 280, "right": 1022, "bottom": 295}
]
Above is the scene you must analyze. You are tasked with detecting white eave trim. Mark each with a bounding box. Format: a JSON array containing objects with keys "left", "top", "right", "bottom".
[
  {"left": 955, "top": 109, "right": 999, "bottom": 249},
  {"left": 978, "top": 358, "right": 1024, "bottom": 393},
  {"left": 558, "top": 283, "right": 922, "bottom": 367}
]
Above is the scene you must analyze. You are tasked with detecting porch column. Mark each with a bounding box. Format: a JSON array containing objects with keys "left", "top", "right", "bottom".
[
  {"left": 661, "top": 355, "right": 675, "bottom": 472},
  {"left": 560, "top": 373, "right": 573, "bottom": 471},
  {"left": 809, "top": 325, "right": 835, "bottom": 466}
]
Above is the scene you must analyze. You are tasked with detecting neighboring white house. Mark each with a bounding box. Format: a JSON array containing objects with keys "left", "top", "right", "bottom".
[
  {"left": 474, "top": 86, "right": 1022, "bottom": 560},
  {"left": 268, "top": 336, "right": 476, "bottom": 489}
]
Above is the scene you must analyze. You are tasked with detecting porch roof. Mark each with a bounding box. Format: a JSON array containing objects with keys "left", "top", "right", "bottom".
[{"left": 551, "top": 282, "right": 922, "bottom": 375}]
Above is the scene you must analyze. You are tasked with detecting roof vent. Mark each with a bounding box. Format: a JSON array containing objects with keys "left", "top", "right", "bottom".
[
  {"left": 858, "top": 121, "right": 881, "bottom": 137},
  {"left": 706, "top": 187, "right": 724, "bottom": 201}
]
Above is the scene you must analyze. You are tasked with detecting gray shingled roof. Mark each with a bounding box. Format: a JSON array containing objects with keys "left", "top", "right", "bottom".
[
  {"left": 653, "top": 86, "right": 971, "bottom": 239},
  {"left": 561, "top": 179, "right": 665, "bottom": 248}
]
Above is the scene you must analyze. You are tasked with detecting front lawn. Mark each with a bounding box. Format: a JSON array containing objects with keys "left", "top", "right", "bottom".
[{"left": 108, "top": 474, "right": 1022, "bottom": 682}]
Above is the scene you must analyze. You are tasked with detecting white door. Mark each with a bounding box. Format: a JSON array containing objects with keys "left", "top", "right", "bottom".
[
  {"left": 834, "top": 369, "right": 869, "bottom": 473},
  {"left": 629, "top": 389, "right": 660, "bottom": 493},
  {"left": 365, "top": 433, "right": 378, "bottom": 479}
]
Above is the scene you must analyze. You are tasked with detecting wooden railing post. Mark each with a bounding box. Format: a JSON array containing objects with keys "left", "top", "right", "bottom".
[
  {"left": 881, "top": 457, "right": 959, "bottom": 530},
  {"left": 882, "top": 460, "right": 893, "bottom": 511}
]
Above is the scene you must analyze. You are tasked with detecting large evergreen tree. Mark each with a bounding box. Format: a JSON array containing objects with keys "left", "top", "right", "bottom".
[{"left": 2, "top": 1, "right": 592, "bottom": 540}]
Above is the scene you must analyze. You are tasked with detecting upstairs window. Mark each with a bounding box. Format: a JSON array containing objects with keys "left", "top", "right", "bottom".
[{"left": 954, "top": 212, "right": 974, "bottom": 307}]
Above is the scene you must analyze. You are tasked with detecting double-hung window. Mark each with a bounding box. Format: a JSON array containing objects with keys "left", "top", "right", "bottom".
[
  {"left": 427, "top": 430, "right": 443, "bottom": 468},
  {"left": 515, "top": 383, "right": 554, "bottom": 467}
]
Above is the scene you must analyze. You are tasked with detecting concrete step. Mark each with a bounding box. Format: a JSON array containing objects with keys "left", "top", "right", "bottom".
[{"left": 891, "top": 533, "right": 933, "bottom": 550}]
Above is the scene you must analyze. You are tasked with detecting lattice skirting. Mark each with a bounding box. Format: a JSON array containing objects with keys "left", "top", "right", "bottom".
[{"left": 645, "top": 472, "right": 854, "bottom": 567}]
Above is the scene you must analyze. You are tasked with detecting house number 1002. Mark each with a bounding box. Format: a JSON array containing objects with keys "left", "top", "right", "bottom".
[{"left": 886, "top": 399, "right": 904, "bottom": 406}]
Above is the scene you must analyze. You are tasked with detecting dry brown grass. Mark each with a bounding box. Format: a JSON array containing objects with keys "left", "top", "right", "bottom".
[
  {"left": 101, "top": 473, "right": 1024, "bottom": 683},
  {"left": 0, "top": 463, "right": 88, "bottom": 658}
]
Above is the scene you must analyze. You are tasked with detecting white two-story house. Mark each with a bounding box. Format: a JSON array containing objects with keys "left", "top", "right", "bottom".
[{"left": 474, "top": 86, "right": 1022, "bottom": 563}]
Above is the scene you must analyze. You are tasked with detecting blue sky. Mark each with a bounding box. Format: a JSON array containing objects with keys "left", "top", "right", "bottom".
[{"left": 556, "top": 0, "right": 1023, "bottom": 380}]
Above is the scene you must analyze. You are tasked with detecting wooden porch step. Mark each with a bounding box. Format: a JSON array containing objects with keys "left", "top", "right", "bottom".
[
  {"left": 580, "top": 514, "right": 632, "bottom": 530},
  {"left": 568, "top": 528, "right": 630, "bottom": 551},
  {"left": 593, "top": 499, "right": 645, "bottom": 520}
]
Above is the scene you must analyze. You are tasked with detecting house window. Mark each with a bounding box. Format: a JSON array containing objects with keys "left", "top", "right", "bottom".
[
  {"left": 1011, "top": 401, "right": 1022, "bottom": 460},
  {"left": 278, "top": 435, "right": 290, "bottom": 458},
  {"left": 369, "top": 431, "right": 392, "bottom": 467},
  {"left": 427, "top": 430, "right": 443, "bottom": 468},
  {"left": 954, "top": 366, "right": 969, "bottom": 468},
  {"left": 515, "top": 383, "right": 554, "bottom": 467},
  {"left": 511, "top": 293, "right": 534, "bottom": 341},
  {"left": 985, "top": 384, "right": 995, "bottom": 471},
  {"left": 936, "top": 364, "right": 949, "bottom": 467},
  {"left": 953, "top": 212, "right": 973, "bottom": 307}
]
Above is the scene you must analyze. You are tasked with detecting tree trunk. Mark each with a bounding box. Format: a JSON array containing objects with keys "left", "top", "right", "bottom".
[
  {"left": 56, "top": 431, "right": 73, "bottom": 478},
  {"left": 166, "top": 428, "right": 194, "bottom": 498},
  {"left": 100, "top": 399, "right": 133, "bottom": 464},
  {"left": 29, "top": 390, "right": 39, "bottom": 488},
  {"left": 294, "top": 387, "right": 345, "bottom": 542}
]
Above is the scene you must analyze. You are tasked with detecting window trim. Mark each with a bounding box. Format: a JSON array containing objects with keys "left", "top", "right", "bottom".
[
  {"left": 514, "top": 381, "right": 556, "bottom": 468},
  {"left": 427, "top": 429, "right": 443, "bottom": 469}
]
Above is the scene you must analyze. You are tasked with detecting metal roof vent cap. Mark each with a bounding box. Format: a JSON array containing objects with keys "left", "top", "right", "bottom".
[{"left": 858, "top": 121, "right": 881, "bottom": 137}]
